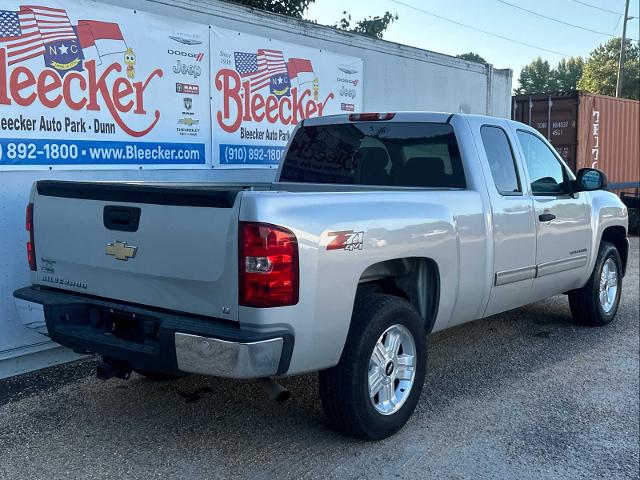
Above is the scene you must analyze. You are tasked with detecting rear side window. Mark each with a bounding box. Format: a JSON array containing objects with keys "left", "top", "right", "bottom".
[
  {"left": 480, "top": 126, "right": 521, "bottom": 195},
  {"left": 280, "top": 122, "right": 466, "bottom": 188}
]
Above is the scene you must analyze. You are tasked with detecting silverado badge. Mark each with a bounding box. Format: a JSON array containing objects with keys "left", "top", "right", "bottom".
[{"left": 106, "top": 241, "right": 137, "bottom": 261}]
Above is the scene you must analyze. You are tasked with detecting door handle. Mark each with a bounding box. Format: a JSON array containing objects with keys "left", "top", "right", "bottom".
[
  {"left": 539, "top": 213, "right": 556, "bottom": 222},
  {"left": 104, "top": 206, "right": 141, "bottom": 232}
]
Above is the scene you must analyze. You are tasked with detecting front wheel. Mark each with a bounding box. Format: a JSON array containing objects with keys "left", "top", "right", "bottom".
[
  {"left": 319, "top": 294, "right": 427, "bottom": 440},
  {"left": 569, "top": 241, "right": 623, "bottom": 326}
]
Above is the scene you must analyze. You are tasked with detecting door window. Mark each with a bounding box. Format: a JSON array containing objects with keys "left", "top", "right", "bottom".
[
  {"left": 516, "top": 130, "right": 569, "bottom": 195},
  {"left": 480, "top": 126, "right": 521, "bottom": 195}
]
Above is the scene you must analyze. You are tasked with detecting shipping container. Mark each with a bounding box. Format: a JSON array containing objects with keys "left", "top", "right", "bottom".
[{"left": 512, "top": 91, "right": 639, "bottom": 191}]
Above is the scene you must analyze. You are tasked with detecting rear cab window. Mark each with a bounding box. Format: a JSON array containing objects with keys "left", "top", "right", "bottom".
[
  {"left": 279, "top": 122, "right": 466, "bottom": 188},
  {"left": 480, "top": 125, "right": 521, "bottom": 195}
]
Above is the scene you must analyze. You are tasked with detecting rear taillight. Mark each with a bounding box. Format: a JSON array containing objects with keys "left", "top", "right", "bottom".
[
  {"left": 239, "top": 222, "right": 299, "bottom": 308},
  {"left": 349, "top": 112, "right": 395, "bottom": 121},
  {"left": 26, "top": 203, "right": 36, "bottom": 271}
]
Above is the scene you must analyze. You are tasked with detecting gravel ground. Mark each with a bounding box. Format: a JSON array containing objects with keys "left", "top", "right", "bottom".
[{"left": 1, "top": 238, "right": 638, "bottom": 480}]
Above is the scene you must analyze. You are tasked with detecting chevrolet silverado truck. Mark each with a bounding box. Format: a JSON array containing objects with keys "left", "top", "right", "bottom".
[{"left": 14, "top": 112, "right": 629, "bottom": 440}]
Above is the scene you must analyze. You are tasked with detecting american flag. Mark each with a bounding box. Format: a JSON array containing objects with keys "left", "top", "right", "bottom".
[
  {"left": 23, "top": 5, "right": 76, "bottom": 44},
  {"left": 234, "top": 49, "right": 288, "bottom": 93},
  {"left": 0, "top": 9, "right": 44, "bottom": 65}
]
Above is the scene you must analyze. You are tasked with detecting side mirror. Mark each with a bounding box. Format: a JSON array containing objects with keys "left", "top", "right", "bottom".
[{"left": 575, "top": 168, "right": 607, "bottom": 192}]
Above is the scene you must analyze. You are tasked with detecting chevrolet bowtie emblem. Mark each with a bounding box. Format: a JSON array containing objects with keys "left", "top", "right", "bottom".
[{"left": 105, "top": 241, "right": 137, "bottom": 261}]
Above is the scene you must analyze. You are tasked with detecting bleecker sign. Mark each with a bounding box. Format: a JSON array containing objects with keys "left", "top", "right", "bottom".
[
  {"left": 211, "top": 27, "right": 363, "bottom": 166},
  {"left": 0, "top": 0, "right": 210, "bottom": 168},
  {"left": 0, "top": 50, "right": 162, "bottom": 137},
  {"left": 215, "top": 70, "right": 333, "bottom": 132}
]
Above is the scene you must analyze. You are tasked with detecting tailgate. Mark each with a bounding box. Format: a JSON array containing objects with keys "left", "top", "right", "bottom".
[{"left": 31, "top": 181, "right": 243, "bottom": 320}]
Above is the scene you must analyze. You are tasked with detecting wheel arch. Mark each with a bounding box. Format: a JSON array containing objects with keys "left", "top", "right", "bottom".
[
  {"left": 600, "top": 225, "right": 628, "bottom": 276},
  {"left": 355, "top": 257, "right": 441, "bottom": 333}
]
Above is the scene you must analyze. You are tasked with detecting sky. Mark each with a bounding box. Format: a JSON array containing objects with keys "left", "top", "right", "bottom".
[{"left": 307, "top": 0, "right": 640, "bottom": 88}]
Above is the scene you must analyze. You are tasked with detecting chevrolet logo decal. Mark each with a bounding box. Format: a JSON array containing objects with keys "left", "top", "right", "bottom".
[{"left": 105, "top": 241, "right": 137, "bottom": 261}]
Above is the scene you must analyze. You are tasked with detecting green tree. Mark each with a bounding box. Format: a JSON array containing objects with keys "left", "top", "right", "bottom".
[
  {"left": 227, "top": 0, "right": 314, "bottom": 18},
  {"left": 456, "top": 52, "right": 487, "bottom": 64},
  {"left": 515, "top": 57, "right": 557, "bottom": 94},
  {"left": 554, "top": 57, "right": 584, "bottom": 91},
  {"left": 227, "top": 0, "right": 398, "bottom": 39},
  {"left": 337, "top": 11, "right": 398, "bottom": 39},
  {"left": 578, "top": 38, "right": 640, "bottom": 100}
]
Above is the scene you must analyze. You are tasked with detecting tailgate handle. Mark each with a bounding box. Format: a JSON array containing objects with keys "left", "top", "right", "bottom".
[{"left": 104, "top": 206, "right": 141, "bottom": 232}]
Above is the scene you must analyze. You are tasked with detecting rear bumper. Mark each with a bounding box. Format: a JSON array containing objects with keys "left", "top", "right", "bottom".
[
  {"left": 174, "top": 333, "right": 284, "bottom": 378},
  {"left": 13, "top": 286, "right": 293, "bottom": 379}
]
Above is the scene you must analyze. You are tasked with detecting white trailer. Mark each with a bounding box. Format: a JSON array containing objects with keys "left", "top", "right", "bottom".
[{"left": 0, "top": 0, "right": 512, "bottom": 378}]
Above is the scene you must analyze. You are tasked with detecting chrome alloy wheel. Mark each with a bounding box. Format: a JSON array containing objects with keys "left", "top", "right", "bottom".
[
  {"left": 599, "top": 258, "right": 619, "bottom": 314},
  {"left": 368, "top": 324, "right": 417, "bottom": 415}
]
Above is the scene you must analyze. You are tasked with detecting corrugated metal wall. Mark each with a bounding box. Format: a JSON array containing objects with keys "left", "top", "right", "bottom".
[{"left": 576, "top": 93, "right": 640, "bottom": 188}]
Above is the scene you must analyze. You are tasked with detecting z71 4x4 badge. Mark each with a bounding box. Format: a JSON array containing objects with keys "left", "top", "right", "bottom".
[{"left": 327, "top": 230, "right": 364, "bottom": 251}]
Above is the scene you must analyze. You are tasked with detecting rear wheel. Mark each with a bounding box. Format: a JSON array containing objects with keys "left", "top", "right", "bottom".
[
  {"left": 319, "top": 294, "right": 427, "bottom": 440},
  {"left": 569, "top": 241, "right": 622, "bottom": 326}
]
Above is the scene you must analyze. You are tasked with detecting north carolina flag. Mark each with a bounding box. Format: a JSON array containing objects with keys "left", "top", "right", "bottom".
[
  {"left": 75, "top": 22, "right": 98, "bottom": 61},
  {"left": 77, "top": 20, "right": 126, "bottom": 59},
  {"left": 287, "top": 58, "right": 314, "bottom": 88}
]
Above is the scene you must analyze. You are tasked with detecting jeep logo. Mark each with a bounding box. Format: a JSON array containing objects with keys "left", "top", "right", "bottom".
[
  {"left": 167, "top": 49, "right": 204, "bottom": 62},
  {"left": 173, "top": 60, "right": 202, "bottom": 79}
]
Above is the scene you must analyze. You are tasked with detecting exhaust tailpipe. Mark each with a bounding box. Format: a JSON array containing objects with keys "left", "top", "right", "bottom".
[{"left": 256, "top": 377, "right": 290, "bottom": 403}]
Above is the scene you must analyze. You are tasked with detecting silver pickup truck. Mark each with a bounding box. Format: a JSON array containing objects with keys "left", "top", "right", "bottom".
[{"left": 14, "top": 112, "right": 629, "bottom": 440}]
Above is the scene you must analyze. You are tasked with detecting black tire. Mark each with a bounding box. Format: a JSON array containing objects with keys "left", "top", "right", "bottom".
[
  {"left": 319, "top": 293, "right": 427, "bottom": 440},
  {"left": 569, "top": 241, "right": 623, "bottom": 327},
  {"left": 133, "top": 369, "right": 182, "bottom": 381}
]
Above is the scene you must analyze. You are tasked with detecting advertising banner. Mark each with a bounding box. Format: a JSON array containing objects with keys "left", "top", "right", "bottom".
[
  {"left": 0, "top": 1, "right": 210, "bottom": 169},
  {"left": 211, "top": 27, "right": 363, "bottom": 167}
]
